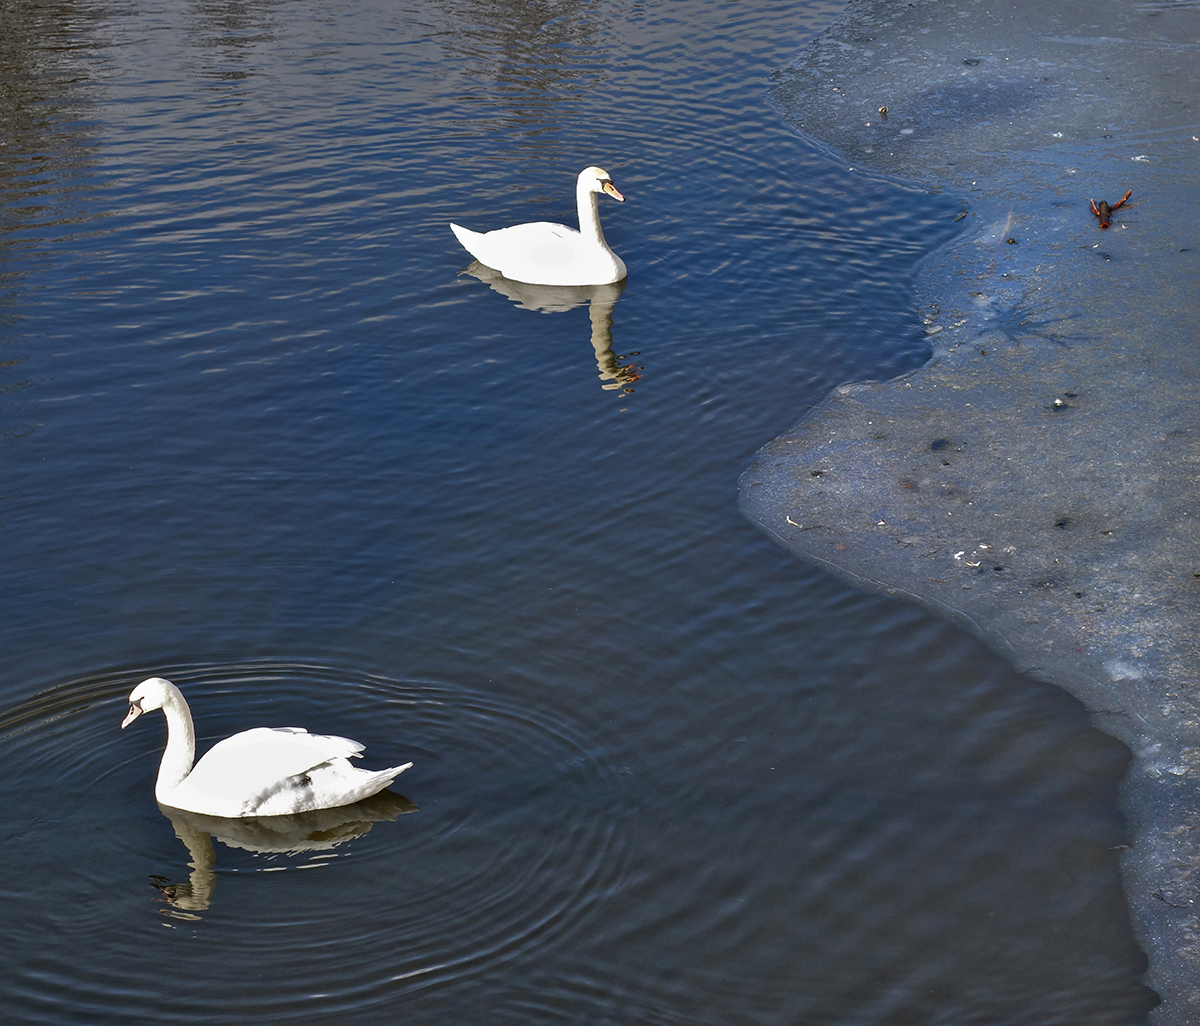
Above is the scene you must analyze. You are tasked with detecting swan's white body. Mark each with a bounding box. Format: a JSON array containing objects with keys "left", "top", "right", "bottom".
[
  {"left": 121, "top": 677, "right": 412, "bottom": 818},
  {"left": 450, "top": 166, "right": 627, "bottom": 287}
]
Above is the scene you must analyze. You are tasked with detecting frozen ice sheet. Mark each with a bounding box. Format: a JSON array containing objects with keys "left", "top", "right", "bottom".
[{"left": 743, "top": 0, "right": 1200, "bottom": 1020}]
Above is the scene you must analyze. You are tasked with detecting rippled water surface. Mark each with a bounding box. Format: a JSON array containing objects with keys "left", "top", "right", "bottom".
[{"left": 0, "top": 1, "right": 1155, "bottom": 1023}]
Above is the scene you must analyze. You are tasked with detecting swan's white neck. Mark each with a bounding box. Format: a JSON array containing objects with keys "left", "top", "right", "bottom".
[
  {"left": 576, "top": 180, "right": 608, "bottom": 249},
  {"left": 154, "top": 688, "right": 196, "bottom": 798}
]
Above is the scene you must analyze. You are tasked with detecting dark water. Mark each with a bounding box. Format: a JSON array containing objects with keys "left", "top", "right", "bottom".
[{"left": 0, "top": 1, "right": 1154, "bottom": 1023}]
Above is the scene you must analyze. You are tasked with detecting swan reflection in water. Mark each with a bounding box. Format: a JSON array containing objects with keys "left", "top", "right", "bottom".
[
  {"left": 149, "top": 790, "right": 417, "bottom": 917},
  {"left": 462, "top": 261, "right": 641, "bottom": 393}
]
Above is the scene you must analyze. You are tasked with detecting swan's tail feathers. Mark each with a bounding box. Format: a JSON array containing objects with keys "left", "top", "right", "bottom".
[
  {"left": 370, "top": 761, "right": 413, "bottom": 790},
  {"left": 335, "top": 760, "right": 413, "bottom": 807},
  {"left": 450, "top": 222, "right": 486, "bottom": 263},
  {"left": 381, "top": 761, "right": 413, "bottom": 783}
]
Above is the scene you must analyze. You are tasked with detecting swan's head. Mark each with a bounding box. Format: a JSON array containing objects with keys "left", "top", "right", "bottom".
[
  {"left": 121, "top": 676, "right": 178, "bottom": 728},
  {"left": 580, "top": 166, "right": 624, "bottom": 202}
]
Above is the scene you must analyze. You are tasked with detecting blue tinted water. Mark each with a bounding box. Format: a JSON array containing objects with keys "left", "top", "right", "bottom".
[{"left": 0, "top": 0, "right": 1154, "bottom": 1023}]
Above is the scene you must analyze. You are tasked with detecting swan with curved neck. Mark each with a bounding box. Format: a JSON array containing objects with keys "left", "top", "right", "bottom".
[
  {"left": 450, "top": 166, "right": 627, "bottom": 287},
  {"left": 121, "top": 677, "right": 411, "bottom": 819}
]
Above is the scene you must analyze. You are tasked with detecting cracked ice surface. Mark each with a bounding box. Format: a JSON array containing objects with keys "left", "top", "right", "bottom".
[{"left": 741, "top": 0, "right": 1200, "bottom": 1020}]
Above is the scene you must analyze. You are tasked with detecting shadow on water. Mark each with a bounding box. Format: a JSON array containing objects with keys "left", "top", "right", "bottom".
[
  {"left": 433, "top": 0, "right": 617, "bottom": 160},
  {"left": 461, "top": 261, "right": 641, "bottom": 392},
  {"left": 152, "top": 792, "right": 418, "bottom": 917},
  {"left": 0, "top": 0, "right": 103, "bottom": 444}
]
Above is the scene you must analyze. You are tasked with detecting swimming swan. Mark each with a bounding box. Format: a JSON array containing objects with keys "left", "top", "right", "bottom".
[
  {"left": 450, "top": 166, "right": 627, "bottom": 286},
  {"left": 121, "top": 677, "right": 412, "bottom": 818}
]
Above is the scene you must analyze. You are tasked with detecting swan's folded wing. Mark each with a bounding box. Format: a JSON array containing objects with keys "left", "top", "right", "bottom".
[
  {"left": 457, "top": 221, "right": 580, "bottom": 276},
  {"left": 185, "top": 727, "right": 365, "bottom": 799}
]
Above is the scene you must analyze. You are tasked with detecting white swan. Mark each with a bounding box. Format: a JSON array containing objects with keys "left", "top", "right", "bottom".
[
  {"left": 450, "top": 166, "right": 627, "bottom": 286},
  {"left": 121, "top": 677, "right": 412, "bottom": 818}
]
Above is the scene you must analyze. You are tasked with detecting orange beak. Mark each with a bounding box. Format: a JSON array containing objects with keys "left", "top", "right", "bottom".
[
  {"left": 121, "top": 702, "right": 143, "bottom": 729},
  {"left": 602, "top": 181, "right": 625, "bottom": 202}
]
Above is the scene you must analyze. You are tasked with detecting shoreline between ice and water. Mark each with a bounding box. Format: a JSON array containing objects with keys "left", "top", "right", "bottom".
[{"left": 741, "top": 0, "right": 1200, "bottom": 1020}]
